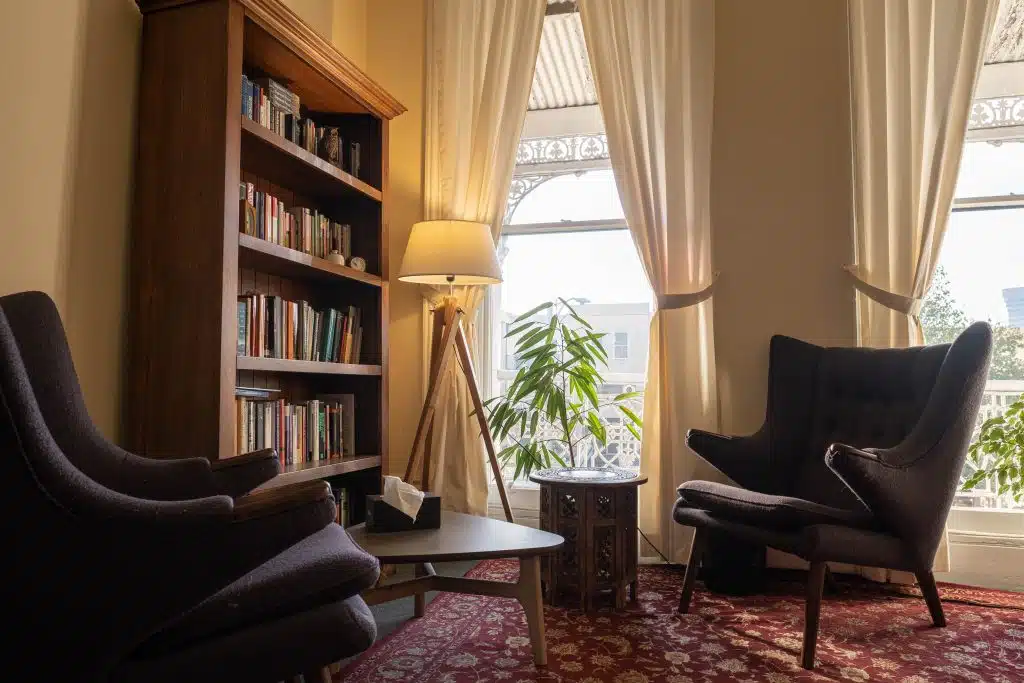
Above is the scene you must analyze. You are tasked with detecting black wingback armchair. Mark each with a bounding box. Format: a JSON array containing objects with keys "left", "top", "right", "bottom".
[
  {"left": 0, "top": 297, "right": 380, "bottom": 681},
  {"left": 674, "top": 323, "right": 992, "bottom": 670},
  {"left": 0, "top": 291, "right": 279, "bottom": 498}
]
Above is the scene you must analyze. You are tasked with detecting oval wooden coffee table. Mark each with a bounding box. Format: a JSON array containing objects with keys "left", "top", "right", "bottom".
[{"left": 348, "top": 511, "right": 563, "bottom": 665}]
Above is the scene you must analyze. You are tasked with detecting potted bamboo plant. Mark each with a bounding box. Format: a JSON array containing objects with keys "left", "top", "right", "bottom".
[{"left": 483, "top": 298, "right": 643, "bottom": 482}]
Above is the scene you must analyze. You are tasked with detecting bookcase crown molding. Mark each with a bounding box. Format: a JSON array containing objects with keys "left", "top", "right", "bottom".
[{"left": 135, "top": 0, "right": 406, "bottom": 120}]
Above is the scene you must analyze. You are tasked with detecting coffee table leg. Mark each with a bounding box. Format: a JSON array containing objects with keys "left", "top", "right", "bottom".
[
  {"left": 517, "top": 556, "right": 547, "bottom": 666},
  {"left": 414, "top": 563, "right": 426, "bottom": 618}
]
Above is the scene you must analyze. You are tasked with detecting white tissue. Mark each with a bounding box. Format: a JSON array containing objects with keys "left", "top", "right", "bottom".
[{"left": 381, "top": 475, "right": 426, "bottom": 521}]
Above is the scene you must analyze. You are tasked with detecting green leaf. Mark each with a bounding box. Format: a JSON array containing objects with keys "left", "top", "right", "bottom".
[
  {"left": 613, "top": 391, "right": 644, "bottom": 402},
  {"left": 515, "top": 327, "right": 549, "bottom": 352},
  {"left": 504, "top": 321, "right": 535, "bottom": 339},
  {"left": 512, "top": 301, "right": 553, "bottom": 324},
  {"left": 619, "top": 405, "right": 643, "bottom": 426},
  {"left": 569, "top": 311, "right": 594, "bottom": 330}
]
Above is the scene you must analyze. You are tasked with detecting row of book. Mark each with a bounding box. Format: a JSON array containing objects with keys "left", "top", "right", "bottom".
[
  {"left": 238, "top": 294, "right": 363, "bottom": 364},
  {"left": 241, "top": 73, "right": 362, "bottom": 178},
  {"left": 235, "top": 392, "right": 355, "bottom": 466},
  {"left": 239, "top": 182, "right": 352, "bottom": 261}
]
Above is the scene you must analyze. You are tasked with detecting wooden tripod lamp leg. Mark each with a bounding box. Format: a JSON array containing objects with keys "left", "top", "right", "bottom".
[
  {"left": 403, "top": 298, "right": 514, "bottom": 525},
  {"left": 454, "top": 321, "right": 514, "bottom": 523},
  {"left": 403, "top": 304, "right": 463, "bottom": 484}
]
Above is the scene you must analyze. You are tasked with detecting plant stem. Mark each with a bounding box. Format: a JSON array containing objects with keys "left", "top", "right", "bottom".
[{"left": 557, "top": 307, "right": 576, "bottom": 468}]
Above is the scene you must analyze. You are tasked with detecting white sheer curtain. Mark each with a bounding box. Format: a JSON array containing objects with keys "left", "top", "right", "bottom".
[
  {"left": 420, "top": 0, "right": 544, "bottom": 515},
  {"left": 847, "top": 0, "right": 998, "bottom": 574},
  {"left": 579, "top": 0, "right": 719, "bottom": 563}
]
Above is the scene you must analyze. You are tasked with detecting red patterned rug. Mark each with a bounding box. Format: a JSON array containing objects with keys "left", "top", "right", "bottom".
[{"left": 339, "top": 560, "right": 1024, "bottom": 682}]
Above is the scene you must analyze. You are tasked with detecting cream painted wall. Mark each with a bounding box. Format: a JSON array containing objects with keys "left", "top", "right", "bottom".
[
  {"left": 0, "top": 0, "right": 140, "bottom": 437},
  {"left": 712, "top": 0, "right": 857, "bottom": 435},
  {"left": 365, "top": 0, "right": 426, "bottom": 477},
  {"left": 332, "top": 0, "right": 368, "bottom": 70},
  {"left": 281, "top": 0, "right": 334, "bottom": 40}
]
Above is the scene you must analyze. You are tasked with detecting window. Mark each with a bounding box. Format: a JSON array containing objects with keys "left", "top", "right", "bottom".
[
  {"left": 923, "top": 89, "right": 1024, "bottom": 512},
  {"left": 486, "top": 132, "right": 652, "bottom": 490},
  {"left": 613, "top": 332, "right": 629, "bottom": 360}
]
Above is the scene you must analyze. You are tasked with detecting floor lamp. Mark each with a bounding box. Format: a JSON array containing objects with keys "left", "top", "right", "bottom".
[{"left": 397, "top": 219, "right": 514, "bottom": 522}]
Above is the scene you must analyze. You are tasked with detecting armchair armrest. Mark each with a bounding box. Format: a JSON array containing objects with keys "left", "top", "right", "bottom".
[
  {"left": 232, "top": 479, "right": 333, "bottom": 521},
  {"left": 210, "top": 449, "right": 280, "bottom": 497},
  {"left": 72, "top": 446, "right": 278, "bottom": 501},
  {"left": 825, "top": 442, "right": 887, "bottom": 508},
  {"left": 685, "top": 427, "right": 771, "bottom": 490}
]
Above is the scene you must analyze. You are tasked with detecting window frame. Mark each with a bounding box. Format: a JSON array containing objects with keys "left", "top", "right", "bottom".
[
  {"left": 613, "top": 332, "right": 629, "bottom": 360},
  {"left": 487, "top": 139, "right": 644, "bottom": 513},
  {"left": 939, "top": 124, "right": 1024, "bottom": 560}
]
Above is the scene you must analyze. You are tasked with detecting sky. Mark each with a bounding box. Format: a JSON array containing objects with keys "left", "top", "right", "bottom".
[
  {"left": 499, "top": 142, "right": 1023, "bottom": 325},
  {"left": 502, "top": 169, "right": 652, "bottom": 314},
  {"left": 938, "top": 140, "right": 1024, "bottom": 325}
]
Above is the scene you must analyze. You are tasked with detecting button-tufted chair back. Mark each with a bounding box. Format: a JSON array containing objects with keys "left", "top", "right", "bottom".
[{"left": 763, "top": 335, "right": 949, "bottom": 509}]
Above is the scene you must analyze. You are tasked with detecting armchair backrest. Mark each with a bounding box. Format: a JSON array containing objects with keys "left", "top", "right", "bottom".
[
  {"left": 764, "top": 334, "right": 950, "bottom": 508},
  {"left": 0, "top": 305, "right": 257, "bottom": 680},
  {"left": 835, "top": 322, "right": 993, "bottom": 568},
  {"left": 0, "top": 291, "right": 108, "bottom": 456}
]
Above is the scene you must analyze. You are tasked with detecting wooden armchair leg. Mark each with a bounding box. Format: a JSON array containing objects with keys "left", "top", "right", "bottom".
[
  {"left": 677, "top": 528, "right": 707, "bottom": 614},
  {"left": 300, "top": 667, "right": 332, "bottom": 683},
  {"left": 916, "top": 570, "right": 946, "bottom": 627},
  {"left": 801, "top": 562, "right": 827, "bottom": 670}
]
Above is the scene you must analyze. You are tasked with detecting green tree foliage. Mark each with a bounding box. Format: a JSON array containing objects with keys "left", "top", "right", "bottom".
[
  {"left": 921, "top": 267, "right": 1024, "bottom": 380},
  {"left": 920, "top": 267, "right": 970, "bottom": 344},
  {"left": 483, "top": 298, "right": 642, "bottom": 481}
]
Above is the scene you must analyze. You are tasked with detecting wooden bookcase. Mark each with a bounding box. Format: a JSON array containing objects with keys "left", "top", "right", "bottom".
[{"left": 126, "top": 0, "right": 404, "bottom": 522}]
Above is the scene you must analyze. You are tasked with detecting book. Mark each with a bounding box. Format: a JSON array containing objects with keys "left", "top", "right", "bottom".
[
  {"left": 237, "top": 188, "right": 352, "bottom": 262},
  {"left": 236, "top": 301, "right": 247, "bottom": 355},
  {"left": 238, "top": 294, "right": 359, "bottom": 364},
  {"left": 318, "top": 393, "right": 355, "bottom": 456},
  {"left": 235, "top": 395, "right": 347, "bottom": 463},
  {"left": 349, "top": 141, "right": 361, "bottom": 178}
]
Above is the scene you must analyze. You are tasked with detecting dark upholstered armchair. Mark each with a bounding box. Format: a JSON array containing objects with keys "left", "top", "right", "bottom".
[
  {"left": 0, "top": 297, "right": 380, "bottom": 681},
  {"left": 0, "top": 291, "right": 279, "bottom": 498},
  {"left": 674, "top": 323, "right": 992, "bottom": 670}
]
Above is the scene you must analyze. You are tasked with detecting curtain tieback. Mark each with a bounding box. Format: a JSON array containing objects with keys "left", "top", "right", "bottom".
[
  {"left": 843, "top": 265, "right": 922, "bottom": 316},
  {"left": 657, "top": 274, "right": 718, "bottom": 311}
]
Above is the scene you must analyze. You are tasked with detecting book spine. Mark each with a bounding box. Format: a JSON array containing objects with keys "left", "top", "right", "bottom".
[{"left": 236, "top": 300, "right": 246, "bottom": 355}]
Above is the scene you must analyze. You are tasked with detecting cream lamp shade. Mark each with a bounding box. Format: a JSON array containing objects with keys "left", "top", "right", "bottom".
[{"left": 397, "top": 219, "right": 502, "bottom": 285}]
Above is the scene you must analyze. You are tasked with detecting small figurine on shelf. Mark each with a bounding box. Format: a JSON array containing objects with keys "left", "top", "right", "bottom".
[
  {"left": 327, "top": 250, "right": 345, "bottom": 266},
  {"left": 319, "top": 127, "right": 341, "bottom": 167}
]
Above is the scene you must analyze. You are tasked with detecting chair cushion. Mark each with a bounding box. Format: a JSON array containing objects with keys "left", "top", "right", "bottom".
[
  {"left": 136, "top": 524, "right": 379, "bottom": 656},
  {"left": 114, "top": 595, "right": 375, "bottom": 683},
  {"left": 677, "top": 480, "right": 875, "bottom": 530},
  {"left": 672, "top": 505, "right": 914, "bottom": 570}
]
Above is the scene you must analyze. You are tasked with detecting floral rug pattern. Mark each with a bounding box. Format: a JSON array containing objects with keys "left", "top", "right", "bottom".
[{"left": 339, "top": 560, "right": 1024, "bottom": 682}]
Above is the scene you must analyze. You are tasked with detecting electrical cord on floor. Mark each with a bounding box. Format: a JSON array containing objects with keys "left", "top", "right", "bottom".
[{"left": 639, "top": 527, "right": 680, "bottom": 566}]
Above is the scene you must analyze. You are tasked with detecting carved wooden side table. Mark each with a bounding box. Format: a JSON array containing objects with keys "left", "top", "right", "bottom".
[{"left": 530, "top": 467, "right": 648, "bottom": 611}]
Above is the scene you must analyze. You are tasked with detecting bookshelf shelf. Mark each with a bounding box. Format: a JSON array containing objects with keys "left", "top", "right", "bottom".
[
  {"left": 239, "top": 234, "right": 383, "bottom": 287},
  {"left": 128, "top": 0, "right": 403, "bottom": 526},
  {"left": 236, "top": 356, "right": 383, "bottom": 376},
  {"left": 260, "top": 454, "right": 382, "bottom": 489},
  {"left": 240, "top": 116, "right": 382, "bottom": 202}
]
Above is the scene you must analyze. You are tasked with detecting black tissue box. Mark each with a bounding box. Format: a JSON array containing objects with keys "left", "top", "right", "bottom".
[{"left": 365, "top": 493, "right": 441, "bottom": 533}]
